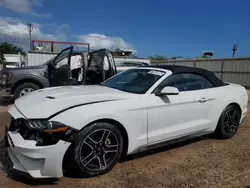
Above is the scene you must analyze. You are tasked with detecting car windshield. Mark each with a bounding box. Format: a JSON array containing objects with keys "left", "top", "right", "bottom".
[{"left": 101, "top": 69, "right": 165, "bottom": 94}]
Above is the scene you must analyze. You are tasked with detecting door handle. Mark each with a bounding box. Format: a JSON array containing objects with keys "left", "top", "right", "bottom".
[{"left": 199, "top": 97, "right": 207, "bottom": 103}]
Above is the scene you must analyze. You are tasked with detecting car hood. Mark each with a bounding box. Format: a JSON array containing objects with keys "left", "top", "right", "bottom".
[{"left": 11, "top": 85, "right": 137, "bottom": 119}]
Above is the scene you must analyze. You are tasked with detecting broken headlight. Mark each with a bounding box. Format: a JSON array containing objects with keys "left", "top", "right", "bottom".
[{"left": 17, "top": 119, "right": 78, "bottom": 146}]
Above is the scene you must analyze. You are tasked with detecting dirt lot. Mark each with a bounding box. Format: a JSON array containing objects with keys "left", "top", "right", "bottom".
[{"left": 0, "top": 93, "right": 249, "bottom": 188}]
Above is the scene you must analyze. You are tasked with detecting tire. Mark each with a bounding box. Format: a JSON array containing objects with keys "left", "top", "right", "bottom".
[
  {"left": 214, "top": 104, "right": 241, "bottom": 139},
  {"left": 72, "top": 122, "right": 123, "bottom": 177},
  {"left": 0, "top": 136, "right": 5, "bottom": 159},
  {"left": 13, "top": 82, "right": 40, "bottom": 99}
]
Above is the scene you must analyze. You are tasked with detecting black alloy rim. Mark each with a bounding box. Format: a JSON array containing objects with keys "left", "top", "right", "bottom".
[
  {"left": 223, "top": 108, "right": 239, "bottom": 134},
  {"left": 79, "top": 129, "right": 119, "bottom": 171}
]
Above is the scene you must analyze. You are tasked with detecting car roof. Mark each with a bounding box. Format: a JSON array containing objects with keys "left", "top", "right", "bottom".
[
  {"left": 147, "top": 64, "right": 226, "bottom": 87},
  {"left": 149, "top": 64, "right": 207, "bottom": 73},
  {"left": 117, "top": 61, "right": 149, "bottom": 65}
]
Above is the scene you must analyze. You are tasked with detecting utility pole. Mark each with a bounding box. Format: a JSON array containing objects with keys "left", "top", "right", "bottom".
[
  {"left": 27, "top": 23, "right": 34, "bottom": 51},
  {"left": 232, "top": 44, "right": 238, "bottom": 57}
]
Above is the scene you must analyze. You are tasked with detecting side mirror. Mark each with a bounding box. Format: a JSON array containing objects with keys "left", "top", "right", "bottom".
[{"left": 155, "top": 86, "right": 179, "bottom": 96}]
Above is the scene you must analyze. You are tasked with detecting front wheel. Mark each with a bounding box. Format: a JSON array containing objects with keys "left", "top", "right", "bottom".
[
  {"left": 215, "top": 104, "right": 241, "bottom": 139},
  {"left": 72, "top": 122, "right": 123, "bottom": 177},
  {"left": 13, "top": 82, "right": 40, "bottom": 99}
]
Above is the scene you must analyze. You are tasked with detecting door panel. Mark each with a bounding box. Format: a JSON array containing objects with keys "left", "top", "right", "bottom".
[
  {"left": 147, "top": 90, "right": 212, "bottom": 144},
  {"left": 86, "top": 49, "right": 106, "bottom": 84},
  {"left": 86, "top": 49, "right": 117, "bottom": 84},
  {"left": 49, "top": 46, "right": 73, "bottom": 87}
]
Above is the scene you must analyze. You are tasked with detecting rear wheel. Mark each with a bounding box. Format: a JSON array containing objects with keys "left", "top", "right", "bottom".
[
  {"left": 13, "top": 83, "right": 40, "bottom": 99},
  {"left": 73, "top": 122, "right": 123, "bottom": 177},
  {"left": 215, "top": 104, "right": 241, "bottom": 139}
]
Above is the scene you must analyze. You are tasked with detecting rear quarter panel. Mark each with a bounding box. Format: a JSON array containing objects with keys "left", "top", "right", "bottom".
[{"left": 206, "top": 83, "right": 248, "bottom": 131}]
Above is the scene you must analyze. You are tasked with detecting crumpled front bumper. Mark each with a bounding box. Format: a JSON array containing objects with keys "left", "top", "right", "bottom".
[{"left": 5, "top": 129, "right": 71, "bottom": 178}]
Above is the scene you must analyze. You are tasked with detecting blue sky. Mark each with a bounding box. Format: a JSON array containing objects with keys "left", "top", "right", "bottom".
[{"left": 0, "top": 0, "right": 250, "bottom": 58}]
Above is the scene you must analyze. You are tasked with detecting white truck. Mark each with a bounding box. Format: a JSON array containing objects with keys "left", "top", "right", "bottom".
[{"left": 3, "top": 53, "right": 25, "bottom": 68}]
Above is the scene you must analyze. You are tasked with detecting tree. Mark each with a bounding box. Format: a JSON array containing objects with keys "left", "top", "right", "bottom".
[
  {"left": 0, "top": 42, "right": 26, "bottom": 57},
  {"left": 0, "top": 53, "right": 4, "bottom": 63},
  {"left": 149, "top": 55, "right": 168, "bottom": 61}
]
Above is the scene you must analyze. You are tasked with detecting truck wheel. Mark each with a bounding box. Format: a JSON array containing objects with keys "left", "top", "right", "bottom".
[{"left": 14, "top": 83, "right": 40, "bottom": 99}]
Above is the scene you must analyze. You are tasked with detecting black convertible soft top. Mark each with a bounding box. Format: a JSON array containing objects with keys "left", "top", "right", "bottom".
[{"left": 149, "top": 64, "right": 227, "bottom": 87}]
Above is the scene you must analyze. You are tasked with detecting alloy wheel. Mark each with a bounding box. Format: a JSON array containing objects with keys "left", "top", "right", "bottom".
[
  {"left": 20, "top": 88, "right": 34, "bottom": 96},
  {"left": 223, "top": 108, "right": 239, "bottom": 134},
  {"left": 79, "top": 129, "right": 119, "bottom": 171}
]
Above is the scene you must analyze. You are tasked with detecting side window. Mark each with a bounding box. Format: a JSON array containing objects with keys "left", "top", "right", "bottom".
[
  {"left": 183, "top": 73, "right": 214, "bottom": 90},
  {"left": 182, "top": 73, "right": 203, "bottom": 91},
  {"left": 202, "top": 76, "right": 214, "bottom": 89},
  {"left": 53, "top": 48, "right": 72, "bottom": 70},
  {"left": 156, "top": 74, "right": 187, "bottom": 92},
  {"left": 55, "top": 57, "right": 68, "bottom": 70},
  {"left": 155, "top": 73, "right": 214, "bottom": 93}
]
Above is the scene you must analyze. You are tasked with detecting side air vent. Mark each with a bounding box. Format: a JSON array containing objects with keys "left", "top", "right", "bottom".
[{"left": 46, "top": 96, "right": 56, "bottom": 99}]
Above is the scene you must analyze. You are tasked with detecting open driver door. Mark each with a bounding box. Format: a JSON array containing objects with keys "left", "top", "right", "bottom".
[
  {"left": 86, "top": 49, "right": 117, "bottom": 84},
  {"left": 48, "top": 46, "right": 73, "bottom": 87}
]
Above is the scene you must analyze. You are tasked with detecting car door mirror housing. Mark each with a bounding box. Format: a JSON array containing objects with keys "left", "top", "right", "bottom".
[{"left": 155, "top": 86, "right": 179, "bottom": 96}]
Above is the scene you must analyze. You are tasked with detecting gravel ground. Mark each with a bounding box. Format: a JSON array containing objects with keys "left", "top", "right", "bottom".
[{"left": 0, "top": 109, "right": 249, "bottom": 188}]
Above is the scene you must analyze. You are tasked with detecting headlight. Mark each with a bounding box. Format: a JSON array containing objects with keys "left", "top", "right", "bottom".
[
  {"left": 0, "top": 72, "right": 12, "bottom": 85},
  {"left": 27, "top": 120, "right": 69, "bottom": 132},
  {"left": 30, "top": 120, "right": 77, "bottom": 146},
  {"left": 11, "top": 119, "right": 78, "bottom": 146}
]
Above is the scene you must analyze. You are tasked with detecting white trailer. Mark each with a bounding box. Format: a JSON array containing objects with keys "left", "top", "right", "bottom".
[{"left": 27, "top": 52, "right": 56, "bottom": 66}]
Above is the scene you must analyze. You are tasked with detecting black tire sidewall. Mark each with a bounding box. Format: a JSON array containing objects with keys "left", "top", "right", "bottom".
[
  {"left": 13, "top": 83, "right": 40, "bottom": 99},
  {"left": 216, "top": 105, "right": 240, "bottom": 139},
  {"left": 73, "top": 122, "right": 124, "bottom": 177}
]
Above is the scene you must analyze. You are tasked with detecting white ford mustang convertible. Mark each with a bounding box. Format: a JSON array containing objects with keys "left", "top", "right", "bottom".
[{"left": 4, "top": 65, "right": 248, "bottom": 179}]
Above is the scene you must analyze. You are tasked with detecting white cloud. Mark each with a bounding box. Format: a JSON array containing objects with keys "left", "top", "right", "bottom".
[
  {"left": 0, "top": 17, "right": 136, "bottom": 53},
  {"left": 39, "top": 23, "right": 69, "bottom": 30},
  {"left": 0, "top": 17, "right": 66, "bottom": 50},
  {"left": 32, "top": 0, "right": 44, "bottom": 7},
  {"left": 0, "top": 0, "right": 51, "bottom": 17},
  {"left": 0, "top": 17, "right": 23, "bottom": 23},
  {"left": 77, "top": 33, "right": 136, "bottom": 52},
  {"left": 59, "top": 24, "right": 69, "bottom": 29}
]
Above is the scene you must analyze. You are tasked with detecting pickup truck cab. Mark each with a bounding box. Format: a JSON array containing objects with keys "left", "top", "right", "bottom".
[{"left": 0, "top": 46, "right": 117, "bottom": 99}]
